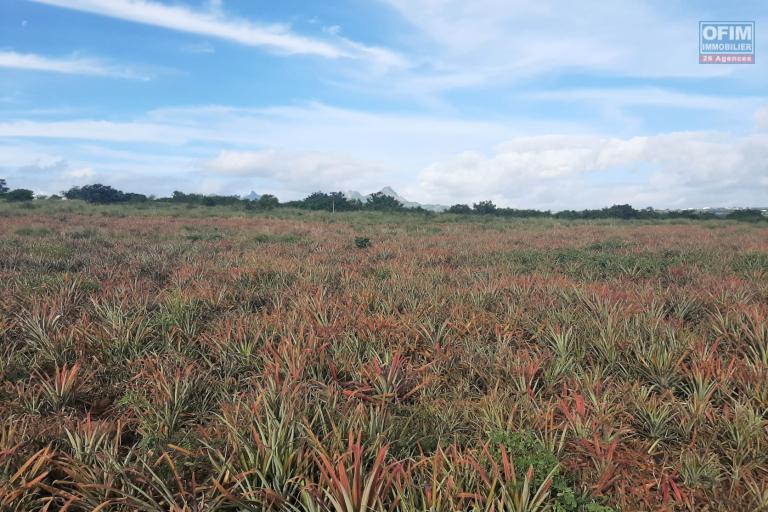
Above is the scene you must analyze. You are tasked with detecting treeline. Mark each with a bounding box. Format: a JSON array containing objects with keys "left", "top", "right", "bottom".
[
  {"left": 167, "top": 190, "right": 405, "bottom": 211},
  {"left": 448, "top": 201, "right": 767, "bottom": 221},
  {"left": 1, "top": 180, "right": 766, "bottom": 221},
  {"left": 282, "top": 191, "right": 407, "bottom": 212}
]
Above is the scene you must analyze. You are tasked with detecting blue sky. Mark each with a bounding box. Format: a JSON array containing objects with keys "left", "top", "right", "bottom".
[{"left": 1, "top": 0, "right": 766, "bottom": 208}]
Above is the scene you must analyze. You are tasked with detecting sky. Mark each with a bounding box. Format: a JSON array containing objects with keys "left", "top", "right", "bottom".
[{"left": 0, "top": 0, "right": 766, "bottom": 209}]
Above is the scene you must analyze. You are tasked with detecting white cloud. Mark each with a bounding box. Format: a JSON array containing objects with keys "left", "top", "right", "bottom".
[
  {"left": 0, "top": 51, "right": 147, "bottom": 79},
  {"left": 29, "top": 0, "right": 407, "bottom": 69},
  {"left": 8, "top": 159, "right": 80, "bottom": 196},
  {"left": 418, "top": 131, "right": 768, "bottom": 208},
  {"left": 0, "top": 144, "right": 203, "bottom": 196},
  {"left": 66, "top": 166, "right": 95, "bottom": 178},
  {"left": 756, "top": 107, "right": 768, "bottom": 131},
  {"left": 208, "top": 149, "right": 389, "bottom": 192}
]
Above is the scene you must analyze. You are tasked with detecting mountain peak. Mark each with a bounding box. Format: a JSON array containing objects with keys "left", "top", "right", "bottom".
[
  {"left": 342, "top": 187, "right": 446, "bottom": 211},
  {"left": 344, "top": 190, "right": 366, "bottom": 201},
  {"left": 379, "top": 186, "right": 398, "bottom": 196},
  {"left": 377, "top": 186, "right": 411, "bottom": 204}
]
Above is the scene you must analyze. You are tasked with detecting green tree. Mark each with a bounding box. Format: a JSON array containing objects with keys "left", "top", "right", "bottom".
[
  {"left": 5, "top": 189, "right": 34, "bottom": 202},
  {"left": 473, "top": 200, "right": 497, "bottom": 215},
  {"left": 64, "top": 184, "right": 127, "bottom": 204},
  {"left": 299, "top": 191, "right": 362, "bottom": 211},
  {"left": 603, "top": 204, "right": 638, "bottom": 219},
  {"left": 727, "top": 209, "right": 765, "bottom": 222},
  {"left": 0, "top": 179, "right": 8, "bottom": 195},
  {"left": 256, "top": 194, "right": 279, "bottom": 210},
  {"left": 124, "top": 192, "right": 149, "bottom": 202},
  {"left": 167, "top": 190, "right": 239, "bottom": 206},
  {"left": 201, "top": 195, "right": 241, "bottom": 207},
  {"left": 301, "top": 192, "right": 333, "bottom": 210},
  {"left": 447, "top": 204, "right": 471, "bottom": 214},
  {"left": 366, "top": 192, "right": 403, "bottom": 211},
  {"left": 329, "top": 192, "right": 361, "bottom": 211},
  {"left": 171, "top": 190, "right": 204, "bottom": 203}
]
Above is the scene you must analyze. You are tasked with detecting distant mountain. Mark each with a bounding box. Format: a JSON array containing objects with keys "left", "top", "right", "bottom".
[
  {"left": 378, "top": 186, "right": 420, "bottom": 208},
  {"left": 344, "top": 190, "right": 366, "bottom": 202},
  {"left": 344, "top": 186, "right": 447, "bottom": 212},
  {"left": 243, "top": 191, "right": 261, "bottom": 201}
]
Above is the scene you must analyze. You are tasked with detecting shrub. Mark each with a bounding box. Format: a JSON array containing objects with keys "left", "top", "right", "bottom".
[
  {"left": 355, "top": 236, "right": 372, "bottom": 248},
  {"left": 473, "top": 200, "right": 497, "bottom": 214},
  {"left": 169, "top": 190, "right": 241, "bottom": 206},
  {"left": 64, "top": 184, "right": 132, "bottom": 204},
  {"left": 490, "top": 430, "right": 560, "bottom": 491},
  {"left": 366, "top": 192, "right": 403, "bottom": 211},
  {"left": 256, "top": 193, "right": 279, "bottom": 210},
  {"left": 490, "top": 429, "right": 614, "bottom": 512},
  {"left": 299, "top": 191, "right": 360, "bottom": 211},
  {"left": 447, "top": 203, "right": 472, "bottom": 214},
  {"left": 727, "top": 209, "right": 766, "bottom": 222},
  {"left": 5, "top": 189, "right": 34, "bottom": 202}
]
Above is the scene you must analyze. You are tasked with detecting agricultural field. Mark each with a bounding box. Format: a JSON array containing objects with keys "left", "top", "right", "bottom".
[{"left": 1, "top": 203, "right": 767, "bottom": 511}]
